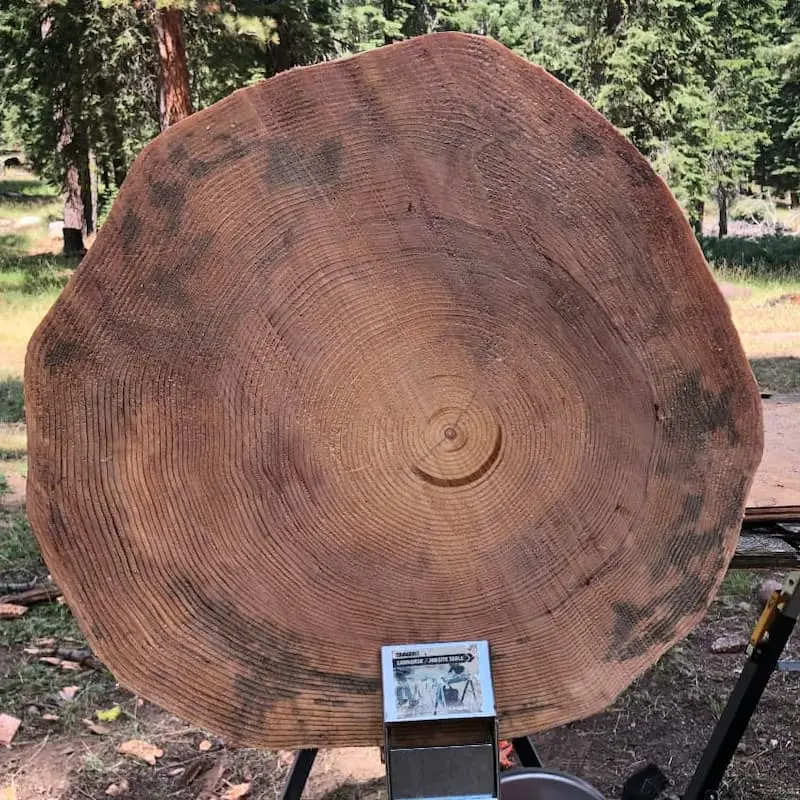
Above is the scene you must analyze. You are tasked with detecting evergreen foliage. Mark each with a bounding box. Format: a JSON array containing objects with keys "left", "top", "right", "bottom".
[{"left": 1, "top": 0, "right": 799, "bottom": 245}]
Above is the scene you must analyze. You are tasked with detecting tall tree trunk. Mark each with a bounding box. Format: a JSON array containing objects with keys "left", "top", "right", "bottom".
[
  {"left": 692, "top": 201, "right": 704, "bottom": 236},
  {"left": 85, "top": 148, "right": 98, "bottom": 235},
  {"left": 101, "top": 90, "right": 128, "bottom": 188},
  {"left": 383, "top": 0, "right": 396, "bottom": 44},
  {"left": 152, "top": 6, "right": 192, "bottom": 130},
  {"left": 112, "top": 150, "right": 127, "bottom": 190},
  {"left": 63, "top": 159, "right": 86, "bottom": 257},
  {"left": 605, "top": 0, "right": 625, "bottom": 35},
  {"left": 717, "top": 187, "right": 728, "bottom": 238},
  {"left": 43, "top": 10, "right": 86, "bottom": 257},
  {"left": 268, "top": 15, "right": 293, "bottom": 73},
  {"left": 55, "top": 94, "right": 87, "bottom": 256}
]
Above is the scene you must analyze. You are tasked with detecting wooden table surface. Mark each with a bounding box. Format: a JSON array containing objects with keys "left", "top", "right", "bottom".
[{"left": 748, "top": 396, "right": 800, "bottom": 513}]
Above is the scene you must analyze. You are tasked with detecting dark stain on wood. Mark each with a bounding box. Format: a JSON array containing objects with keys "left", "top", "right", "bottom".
[
  {"left": 313, "top": 697, "right": 347, "bottom": 707},
  {"left": 609, "top": 545, "right": 723, "bottom": 662},
  {"left": 183, "top": 584, "right": 380, "bottom": 731},
  {"left": 266, "top": 137, "right": 344, "bottom": 188},
  {"left": 149, "top": 179, "right": 186, "bottom": 213},
  {"left": 656, "top": 371, "right": 739, "bottom": 478},
  {"left": 616, "top": 146, "right": 657, "bottom": 188},
  {"left": 119, "top": 209, "right": 142, "bottom": 255},
  {"left": 650, "top": 526, "right": 719, "bottom": 583},
  {"left": 570, "top": 129, "right": 604, "bottom": 159},
  {"left": 510, "top": 701, "right": 555, "bottom": 714},
  {"left": 168, "top": 135, "right": 249, "bottom": 181},
  {"left": 682, "top": 493, "right": 704, "bottom": 525},
  {"left": 144, "top": 232, "right": 214, "bottom": 311},
  {"left": 310, "top": 138, "right": 343, "bottom": 183},
  {"left": 720, "top": 473, "right": 751, "bottom": 532},
  {"left": 42, "top": 337, "right": 86, "bottom": 370},
  {"left": 609, "top": 600, "right": 656, "bottom": 660}
]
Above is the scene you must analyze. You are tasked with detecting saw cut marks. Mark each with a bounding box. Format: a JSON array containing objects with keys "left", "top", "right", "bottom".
[{"left": 25, "top": 32, "right": 763, "bottom": 748}]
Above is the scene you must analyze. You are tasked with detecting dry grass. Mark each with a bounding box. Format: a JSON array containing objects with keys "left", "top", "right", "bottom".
[
  {"left": 0, "top": 293, "right": 60, "bottom": 380},
  {"left": 712, "top": 271, "right": 800, "bottom": 391}
]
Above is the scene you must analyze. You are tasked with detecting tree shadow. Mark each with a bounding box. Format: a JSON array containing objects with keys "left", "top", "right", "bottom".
[
  {"left": 0, "top": 177, "right": 59, "bottom": 205},
  {"left": 0, "top": 233, "right": 76, "bottom": 293},
  {"left": 750, "top": 357, "right": 800, "bottom": 394}
]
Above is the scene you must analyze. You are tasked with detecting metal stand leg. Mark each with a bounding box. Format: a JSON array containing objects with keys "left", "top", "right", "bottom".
[
  {"left": 683, "top": 574, "right": 799, "bottom": 800},
  {"left": 620, "top": 572, "right": 800, "bottom": 800},
  {"left": 280, "top": 748, "right": 318, "bottom": 800},
  {"left": 511, "top": 736, "right": 543, "bottom": 768}
]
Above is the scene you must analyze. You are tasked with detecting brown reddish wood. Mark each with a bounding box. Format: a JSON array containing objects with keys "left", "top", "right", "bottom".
[
  {"left": 745, "top": 507, "right": 800, "bottom": 524},
  {"left": 24, "top": 33, "right": 763, "bottom": 749}
]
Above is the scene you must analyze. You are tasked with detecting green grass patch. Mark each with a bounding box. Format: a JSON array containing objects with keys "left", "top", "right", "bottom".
[
  {"left": 1, "top": 619, "right": 119, "bottom": 730},
  {"left": 0, "top": 174, "right": 62, "bottom": 222},
  {"left": 719, "top": 570, "right": 755, "bottom": 599},
  {"left": 0, "top": 422, "right": 27, "bottom": 459},
  {"left": 750, "top": 356, "right": 800, "bottom": 393},
  {"left": 0, "top": 375, "right": 24, "bottom": 422},
  {"left": 2, "top": 602, "right": 82, "bottom": 647},
  {"left": 0, "top": 250, "right": 74, "bottom": 294},
  {"left": 0, "top": 284, "right": 68, "bottom": 383},
  {"left": 701, "top": 235, "right": 800, "bottom": 278},
  {"left": 0, "top": 505, "right": 45, "bottom": 583},
  {"left": 0, "top": 503, "right": 121, "bottom": 732},
  {"left": 0, "top": 174, "right": 59, "bottom": 199}
]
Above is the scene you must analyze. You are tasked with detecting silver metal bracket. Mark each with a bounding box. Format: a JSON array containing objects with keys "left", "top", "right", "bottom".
[
  {"left": 381, "top": 640, "right": 500, "bottom": 800},
  {"left": 780, "top": 571, "right": 800, "bottom": 619}
]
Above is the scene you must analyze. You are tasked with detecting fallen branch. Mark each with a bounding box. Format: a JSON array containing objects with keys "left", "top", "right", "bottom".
[
  {"left": 0, "top": 580, "right": 40, "bottom": 594},
  {"left": 0, "top": 583, "right": 61, "bottom": 606},
  {"left": 27, "top": 644, "right": 102, "bottom": 670},
  {"left": 0, "top": 603, "right": 28, "bottom": 619}
]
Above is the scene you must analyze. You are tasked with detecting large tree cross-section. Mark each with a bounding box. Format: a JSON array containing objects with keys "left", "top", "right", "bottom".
[{"left": 24, "top": 33, "right": 763, "bottom": 750}]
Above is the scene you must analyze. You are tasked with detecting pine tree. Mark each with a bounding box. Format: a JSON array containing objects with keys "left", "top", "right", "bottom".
[
  {"left": 758, "top": 0, "right": 800, "bottom": 206},
  {"left": 699, "top": 0, "right": 779, "bottom": 235}
]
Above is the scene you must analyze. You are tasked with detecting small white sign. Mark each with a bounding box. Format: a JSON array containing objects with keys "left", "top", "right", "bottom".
[{"left": 381, "top": 640, "right": 495, "bottom": 722}]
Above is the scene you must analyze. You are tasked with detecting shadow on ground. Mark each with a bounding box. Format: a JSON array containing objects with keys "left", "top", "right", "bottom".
[
  {"left": 0, "top": 234, "right": 75, "bottom": 293},
  {"left": 750, "top": 356, "right": 800, "bottom": 393},
  {"left": 0, "top": 177, "right": 59, "bottom": 205}
]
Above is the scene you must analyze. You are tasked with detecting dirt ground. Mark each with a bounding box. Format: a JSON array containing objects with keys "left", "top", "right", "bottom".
[
  {"left": 532, "top": 574, "right": 800, "bottom": 799},
  {"left": 2, "top": 564, "right": 798, "bottom": 800}
]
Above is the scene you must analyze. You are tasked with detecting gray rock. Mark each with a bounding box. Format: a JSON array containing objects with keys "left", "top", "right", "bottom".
[
  {"left": 711, "top": 635, "right": 748, "bottom": 654},
  {"left": 757, "top": 578, "right": 783, "bottom": 606}
]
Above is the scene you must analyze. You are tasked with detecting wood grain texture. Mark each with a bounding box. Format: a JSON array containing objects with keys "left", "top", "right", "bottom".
[{"left": 24, "top": 32, "right": 763, "bottom": 749}]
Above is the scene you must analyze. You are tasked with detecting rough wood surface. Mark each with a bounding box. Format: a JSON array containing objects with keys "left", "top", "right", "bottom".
[{"left": 24, "top": 32, "right": 763, "bottom": 748}]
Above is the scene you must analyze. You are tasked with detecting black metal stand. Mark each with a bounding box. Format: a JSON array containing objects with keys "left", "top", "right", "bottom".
[
  {"left": 624, "top": 572, "right": 800, "bottom": 800},
  {"left": 281, "top": 748, "right": 318, "bottom": 800},
  {"left": 281, "top": 738, "right": 542, "bottom": 800},
  {"left": 280, "top": 574, "right": 798, "bottom": 800},
  {"left": 511, "top": 736, "right": 543, "bottom": 768},
  {"left": 682, "top": 574, "right": 799, "bottom": 800}
]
